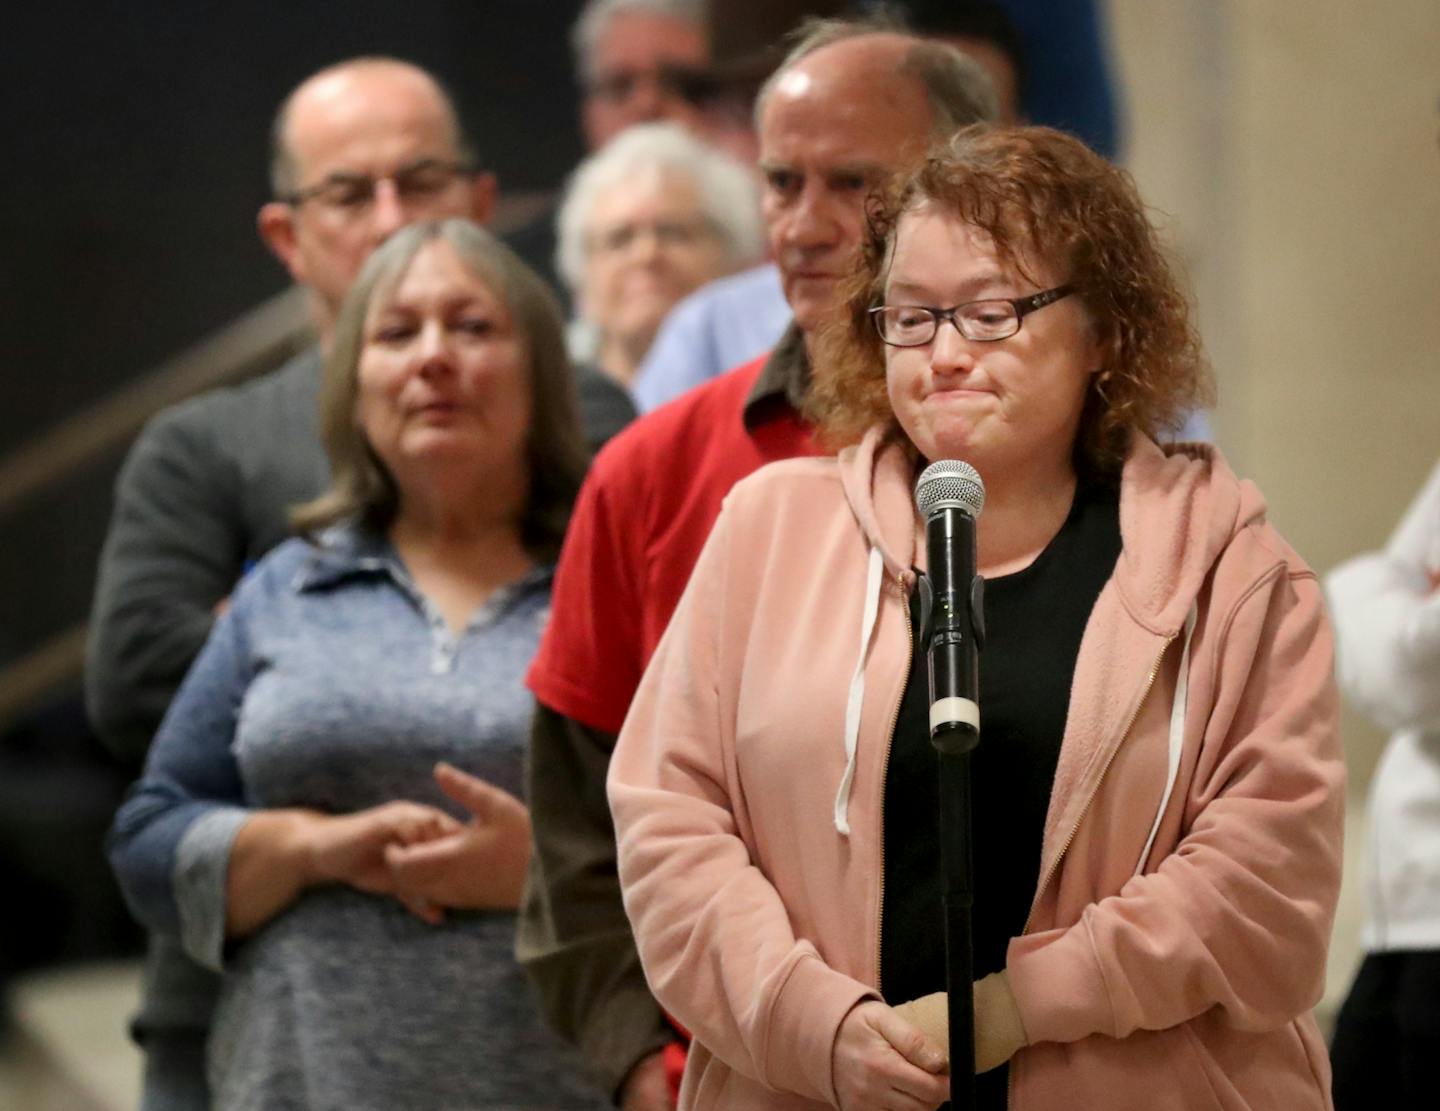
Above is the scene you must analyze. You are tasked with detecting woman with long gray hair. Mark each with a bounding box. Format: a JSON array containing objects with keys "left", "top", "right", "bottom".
[{"left": 109, "top": 220, "right": 606, "bottom": 1109}]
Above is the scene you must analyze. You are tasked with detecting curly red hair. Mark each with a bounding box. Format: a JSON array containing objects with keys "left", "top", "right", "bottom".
[{"left": 808, "top": 125, "right": 1212, "bottom": 477}]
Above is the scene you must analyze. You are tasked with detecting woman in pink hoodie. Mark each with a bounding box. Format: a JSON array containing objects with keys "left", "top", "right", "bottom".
[{"left": 609, "top": 126, "right": 1344, "bottom": 1111}]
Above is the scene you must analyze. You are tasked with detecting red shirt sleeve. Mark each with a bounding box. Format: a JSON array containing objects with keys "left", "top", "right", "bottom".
[{"left": 527, "top": 442, "right": 646, "bottom": 735}]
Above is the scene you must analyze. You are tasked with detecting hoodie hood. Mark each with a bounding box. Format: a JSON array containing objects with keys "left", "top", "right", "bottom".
[
  {"left": 1111, "top": 437, "right": 1260, "bottom": 636},
  {"left": 836, "top": 425, "right": 1265, "bottom": 630},
  {"left": 831, "top": 426, "right": 1267, "bottom": 842},
  {"left": 837, "top": 428, "right": 922, "bottom": 588}
]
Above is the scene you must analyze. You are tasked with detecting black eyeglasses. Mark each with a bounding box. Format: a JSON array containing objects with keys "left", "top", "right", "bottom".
[
  {"left": 870, "top": 285, "right": 1075, "bottom": 346},
  {"left": 281, "top": 158, "right": 475, "bottom": 214}
]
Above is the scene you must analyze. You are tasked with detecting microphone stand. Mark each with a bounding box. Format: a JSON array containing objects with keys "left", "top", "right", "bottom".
[
  {"left": 935, "top": 735, "right": 976, "bottom": 1109},
  {"left": 920, "top": 521, "right": 984, "bottom": 1110}
]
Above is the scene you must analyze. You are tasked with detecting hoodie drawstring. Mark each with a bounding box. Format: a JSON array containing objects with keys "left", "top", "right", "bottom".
[
  {"left": 1135, "top": 603, "right": 1198, "bottom": 873},
  {"left": 835, "top": 545, "right": 886, "bottom": 836},
  {"left": 835, "top": 545, "right": 1200, "bottom": 860}
]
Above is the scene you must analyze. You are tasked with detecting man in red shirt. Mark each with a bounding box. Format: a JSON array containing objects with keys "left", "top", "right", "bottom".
[{"left": 519, "top": 19, "right": 998, "bottom": 1110}]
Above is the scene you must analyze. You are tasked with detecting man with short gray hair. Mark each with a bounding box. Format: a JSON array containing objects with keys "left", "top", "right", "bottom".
[
  {"left": 503, "top": 0, "right": 712, "bottom": 291},
  {"left": 572, "top": 0, "right": 709, "bottom": 150},
  {"left": 632, "top": 15, "right": 999, "bottom": 410},
  {"left": 520, "top": 21, "right": 997, "bottom": 1110}
]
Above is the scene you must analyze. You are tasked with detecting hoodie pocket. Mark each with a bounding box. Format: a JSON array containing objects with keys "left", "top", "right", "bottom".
[
  {"left": 1176, "top": 1023, "right": 1229, "bottom": 1110},
  {"left": 1018, "top": 1025, "right": 1227, "bottom": 1110}
]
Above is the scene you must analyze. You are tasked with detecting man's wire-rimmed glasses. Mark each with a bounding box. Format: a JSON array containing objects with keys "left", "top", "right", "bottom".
[{"left": 280, "top": 158, "right": 476, "bottom": 216}]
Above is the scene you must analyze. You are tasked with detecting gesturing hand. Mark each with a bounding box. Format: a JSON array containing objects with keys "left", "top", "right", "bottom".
[
  {"left": 383, "top": 762, "right": 533, "bottom": 919},
  {"left": 831, "top": 1000, "right": 949, "bottom": 1111}
]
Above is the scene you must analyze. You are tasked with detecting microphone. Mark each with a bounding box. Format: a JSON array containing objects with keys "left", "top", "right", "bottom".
[
  {"left": 914, "top": 460, "right": 986, "bottom": 756},
  {"left": 915, "top": 460, "right": 987, "bottom": 1105}
]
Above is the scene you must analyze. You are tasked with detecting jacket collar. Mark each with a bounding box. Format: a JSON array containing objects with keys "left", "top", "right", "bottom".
[
  {"left": 292, "top": 525, "right": 398, "bottom": 591},
  {"left": 291, "top": 524, "right": 553, "bottom": 597},
  {"left": 742, "top": 324, "right": 809, "bottom": 431}
]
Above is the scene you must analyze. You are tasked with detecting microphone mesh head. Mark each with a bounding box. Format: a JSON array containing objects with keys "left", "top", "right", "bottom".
[{"left": 915, "top": 459, "right": 985, "bottom": 518}]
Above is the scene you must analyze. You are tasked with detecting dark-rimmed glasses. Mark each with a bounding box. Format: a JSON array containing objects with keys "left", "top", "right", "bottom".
[
  {"left": 870, "top": 285, "right": 1075, "bottom": 346},
  {"left": 280, "top": 158, "right": 476, "bottom": 214}
]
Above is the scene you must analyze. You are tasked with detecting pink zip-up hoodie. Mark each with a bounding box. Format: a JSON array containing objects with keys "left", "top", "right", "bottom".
[{"left": 610, "top": 427, "right": 1344, "bottom": 1110}]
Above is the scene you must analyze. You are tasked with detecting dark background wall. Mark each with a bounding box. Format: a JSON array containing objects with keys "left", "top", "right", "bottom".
[
  {"left": 0, "top": 0, "right": 591, "bottom": 979},
  {"left": 2, "top": 0, "right": 587, "bottom": 668}
]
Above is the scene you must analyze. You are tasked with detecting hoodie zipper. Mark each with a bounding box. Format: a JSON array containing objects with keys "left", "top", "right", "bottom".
[
  {"left": 874, "top": 577, "right": 913, "bottom": 992},
  {"left": 1007, "top": 631, "right": 1175, "bottom": 1109}
]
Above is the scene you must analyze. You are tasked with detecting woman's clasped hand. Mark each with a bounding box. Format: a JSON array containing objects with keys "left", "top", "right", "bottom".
[{"left": 382, "top": 762, "right": 534, "bottom": 921}]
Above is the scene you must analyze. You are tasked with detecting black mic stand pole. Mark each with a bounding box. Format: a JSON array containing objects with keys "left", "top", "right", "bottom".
[
  {"left": 922, "top": 511, "right": 984, "bottom": 1111},
  {"left": 936, "top": 739, "right": 976, "bottom": 1108}
]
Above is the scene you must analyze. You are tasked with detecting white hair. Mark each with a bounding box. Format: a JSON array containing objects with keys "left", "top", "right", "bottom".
[
  {"left": 571, "top": 0, "right": 706, "bottom": 83},
  {"left": 555, "top": 121, "right": 765, "bottom": 295}
]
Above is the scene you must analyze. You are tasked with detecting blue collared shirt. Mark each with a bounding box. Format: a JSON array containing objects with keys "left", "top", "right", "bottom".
[
  {"left": 108, "top": 525, "right": 604, "bottom": 1109},
  {"left": 631, "top": 263, "right": 791, "bottom": 413}
]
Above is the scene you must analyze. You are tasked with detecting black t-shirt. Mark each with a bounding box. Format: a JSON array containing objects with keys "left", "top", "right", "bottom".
[{"left": 880, "top": 480, "right": 1121, "bottom": 1106}]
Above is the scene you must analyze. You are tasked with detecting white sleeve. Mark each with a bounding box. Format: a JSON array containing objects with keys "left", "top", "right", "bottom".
[{"left": 1327, "top": 460, "right": 1440, "bottom": 734}]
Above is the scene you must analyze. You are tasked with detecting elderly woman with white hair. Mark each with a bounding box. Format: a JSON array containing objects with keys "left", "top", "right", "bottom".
[{"left": 557, "top": 121, "right": 764, "bottom": 391}]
